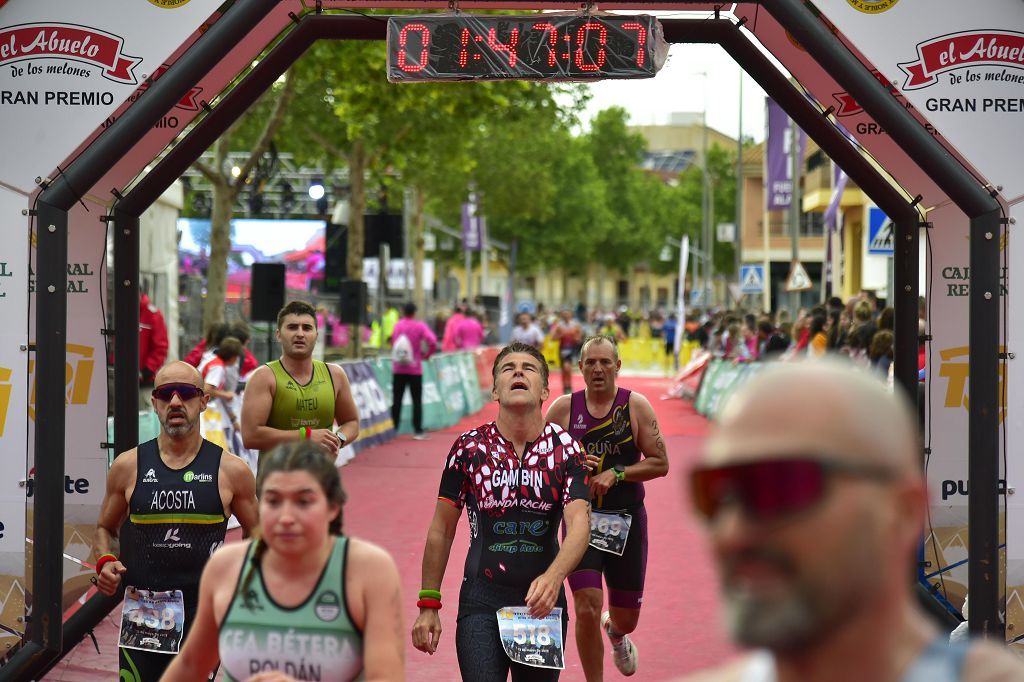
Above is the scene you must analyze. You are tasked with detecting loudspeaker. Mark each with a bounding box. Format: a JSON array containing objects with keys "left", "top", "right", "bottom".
[
  {"left": 251, "top": 262, "right": 286, "bottom": 322},
  {"left": 364, "top": 213, "right": 404, "bottom": 258},
  {"left": 323, "top": 222, "right": 348, "bottom": 294},
  {"left": 338, "top": 280, "right": 368, "bottom": 325}
]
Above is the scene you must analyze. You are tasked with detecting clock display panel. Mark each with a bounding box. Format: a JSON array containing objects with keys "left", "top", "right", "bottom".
[{"left": 387, "top": 14, "right": 667, "bottom": 82}]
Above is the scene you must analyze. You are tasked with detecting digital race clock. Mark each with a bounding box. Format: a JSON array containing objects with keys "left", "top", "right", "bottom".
[{"left": 386, "top": 14, "right": 667, "bottom": 82}]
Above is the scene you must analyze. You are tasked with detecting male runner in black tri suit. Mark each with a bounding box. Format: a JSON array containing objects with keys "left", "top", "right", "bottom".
[
  {"left": 96, "top": 361, "right": 258, "bottom": 682},
  {"left": 412, "top": 342, "right": 591, "bottom": 681},
  {"left": 547, "top": 336, "right": 669, "bottom": 680}
]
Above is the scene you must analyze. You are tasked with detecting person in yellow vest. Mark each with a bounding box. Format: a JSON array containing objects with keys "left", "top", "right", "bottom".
[
  {"left": 382, "top": 305, "right": 400, "bottom": 347},
  {"left": 241, "top": 301, "right": 360, "bottom": 475}
]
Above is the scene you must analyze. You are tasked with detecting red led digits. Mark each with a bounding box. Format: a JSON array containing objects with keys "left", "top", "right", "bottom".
[
  {"left": 531, "top": 22, "right": 558, "bottom": 67},
  {"left": 487, "top": 27, "right": 519, "bottom": 68},
  {"left": 575, "top": 21, "right": 607, "bottom": 72},
  {"left": 622, "top": 21, "right": 647, "bottom": 67},
  {"left": 397, "top": 23, "right": 431, "bottom": 73},
  {"left": 459, "top": 27, "right": 470, "bottom": 67}
]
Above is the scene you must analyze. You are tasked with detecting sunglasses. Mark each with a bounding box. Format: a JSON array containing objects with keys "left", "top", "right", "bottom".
[
  {"left": 689, "top": 457, "right": 895, "bottom": 523},
  {"left": 151, "top": 383, "right": 204, "bottom": 402}
]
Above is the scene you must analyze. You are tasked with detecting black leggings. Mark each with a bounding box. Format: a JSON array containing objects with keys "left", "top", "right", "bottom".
[
  {"left": 456, "top": 579, "right": 568, "bottom": 682},
  {"left": 391, "top": 373, "right": 423, "bottom": 433},
  {"left": 456, "top": 611, "right": 568, "bottom": 682}
]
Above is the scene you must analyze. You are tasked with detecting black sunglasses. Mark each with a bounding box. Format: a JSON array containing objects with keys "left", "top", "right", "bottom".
[
  {"left": 689, "top": 457, "right": 896, "bottom": 523},
  {"left": 151, "top": 383, "right": 204, "bottom": 402}
]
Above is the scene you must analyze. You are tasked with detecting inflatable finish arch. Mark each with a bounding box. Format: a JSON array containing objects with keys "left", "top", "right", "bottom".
[{"left": 0, "top": 0, "right": 1017, "bottom": 677}]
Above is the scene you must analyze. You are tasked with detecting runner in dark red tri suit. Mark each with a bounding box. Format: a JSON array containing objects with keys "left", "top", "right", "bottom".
[
  {"left": 412, "top": 342, "right": 591, "bottom": 681},
  {"left": 546, "top": 335, "right": 669, "bottom": 680}
]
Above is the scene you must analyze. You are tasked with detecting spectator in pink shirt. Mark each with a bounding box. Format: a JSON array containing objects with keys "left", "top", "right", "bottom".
[
  {"left": 390, "top": 303, "right": 438, "bottom": 440},
  {"left": 455, "top": 310, "right": 486, "bottom": 350},
  {"left": 441, "top": 303, "right": 466, "bottom": 353}
]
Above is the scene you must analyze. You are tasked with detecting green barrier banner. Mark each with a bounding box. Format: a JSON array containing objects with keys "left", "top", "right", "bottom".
[
  {"left": 435, "top": 354, "right": 468, "bottom": 420},
  {"left": 372, "top": 358, "right": 453, "bottom": 434},
  {"left": 694, "top": 360, "right": 725, "bottom": 416},
  {"left": 455, "top": 352, "right": 485, "bottom": 414},
  {"left": 694, "top": 361, "right": 769, "bottom": 418}
]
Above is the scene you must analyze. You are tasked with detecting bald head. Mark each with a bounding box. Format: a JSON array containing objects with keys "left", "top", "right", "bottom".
[
  {"left": 154, "top": 361, "right": 203, "bottom": 388},
  {"left": 705, "top": 361, "right": 920, "bottom": 479}
]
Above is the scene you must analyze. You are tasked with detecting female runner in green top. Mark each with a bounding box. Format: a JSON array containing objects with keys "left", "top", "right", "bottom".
[{"left": 164, "top": 442, "right": 404, "bottom": 681}]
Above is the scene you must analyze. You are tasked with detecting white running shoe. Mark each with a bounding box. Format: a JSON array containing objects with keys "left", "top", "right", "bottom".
[
  {"left": 602, "top": 611, "right": 638, "bottom": 676},
  {"left": 412, "top": 433, "right": 430, "bottom": 441}
]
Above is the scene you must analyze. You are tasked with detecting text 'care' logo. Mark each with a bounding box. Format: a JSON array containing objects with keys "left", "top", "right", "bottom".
[
  {"left": 183, "top": 470, "right": 212, "bottom": 483},
  {"left": 938, "top": 346, "right": 1007, "bottom": 423},
  {"left": 899, "top": 31, "right": 1024, "bottom": 90},
  {"left": 0, "top": 23, "right": 141, "bottom": 84},
  {"left": 846, "top": 0, "right": 899, "bottom": 13}
]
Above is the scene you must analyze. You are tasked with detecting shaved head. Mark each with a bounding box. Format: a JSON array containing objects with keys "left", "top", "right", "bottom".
[
  {"left": 154, "top": 361, "right": 203, "bottom": 388},
  {"left": 706, "top": 361, "right": 920, "bottom": 480}
]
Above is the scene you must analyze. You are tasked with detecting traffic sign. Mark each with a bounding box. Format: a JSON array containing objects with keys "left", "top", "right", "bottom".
[
  {"left": 785, "top": 261, "right": 814, "bottom": 292},
  {"left": 739, "top": 264, "right": 765, "bottom": 294},
  {"left": 868, "top": 207, "right": 894, "bottom": 255}
]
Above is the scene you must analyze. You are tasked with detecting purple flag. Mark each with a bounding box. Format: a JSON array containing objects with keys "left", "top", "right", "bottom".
[
  {"left": 823, "top": 164, "right": 848, "bottom": 297},
  {"left": 461, "top": 200, "right": 481, "bottom": 252},
  {"left": 765, "top": 98, "right": 807, "bottom": 211}
]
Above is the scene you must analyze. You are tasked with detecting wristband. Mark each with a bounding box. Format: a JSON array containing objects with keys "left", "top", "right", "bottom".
[
  {"left": 416, "top": 598, "right": 443, "bottom": 610},
  {"left": 95, "top": 553, "right": 117, "bottom": 575},
  {"left": 418, "top": 589, "right": 442, "bottom": 600},
  {"left": 301, "top": 427, "right": 310, "bottom": 440}
]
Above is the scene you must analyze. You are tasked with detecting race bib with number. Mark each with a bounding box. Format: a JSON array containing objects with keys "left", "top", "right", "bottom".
[
  {"left": 496, "top": 606, "right": 564, "bottom": 670},
  {"left": 589, "top": 510, "right": 632, "bottom": 556},
  {"left": 118, "top": 586, "right": 186, "bottom": 655}
]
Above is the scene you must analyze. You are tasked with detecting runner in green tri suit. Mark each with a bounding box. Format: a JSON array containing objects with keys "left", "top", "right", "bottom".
[
  {"left": 241, "top": 301, "right": 360, "bottom": 475},
  {"left": 163, "top": 441, "right": 405, "bottom": 681}
]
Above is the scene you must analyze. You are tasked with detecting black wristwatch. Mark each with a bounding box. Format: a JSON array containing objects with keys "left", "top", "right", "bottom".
[{"left": 612, "top": 464, "right": 626, "bottom": 485}]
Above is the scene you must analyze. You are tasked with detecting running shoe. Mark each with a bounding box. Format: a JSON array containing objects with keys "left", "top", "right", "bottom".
[
  {"left": 412, "top": 433, "right": 430, "bottom": 441},
  {"left": 602, "top": 611, "right": 638, "bottom": 676}
]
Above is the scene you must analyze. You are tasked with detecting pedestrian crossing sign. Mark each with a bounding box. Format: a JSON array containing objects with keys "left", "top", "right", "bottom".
[
  {"left": 739, "top": 265, "right": 765, "bottom": 294},
  {"left": 785, "top": 261, "right": 814, "bottom": 292},
  {"left": 868, "top": 207, "right": 895, "bottom": 255}
]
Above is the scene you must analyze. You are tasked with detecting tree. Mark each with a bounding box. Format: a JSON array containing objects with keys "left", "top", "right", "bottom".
[
  {"left": 192, "top": 68, "right": 297, "bottom": 328},
  {"left": 675, "top": 143, "right": 738, "bottom": 277}
]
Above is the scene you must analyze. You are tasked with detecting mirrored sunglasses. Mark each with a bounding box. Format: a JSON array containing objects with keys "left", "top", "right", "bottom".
[
  {"left": 151, "top": 383, "right": 204, "bottom": 402},
  {"left": 689, "top": 457, "right": 895, "bottom": 523}
]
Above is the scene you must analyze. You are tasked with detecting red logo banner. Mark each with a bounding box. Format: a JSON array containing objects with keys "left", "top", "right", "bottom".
[
  {"left": 0, "top": 23, "right": 141, "bottom": 84},
  {"left": 832, "top": 69, "right": 900, "bottom": 117},
  {"left": 899, "top": 30, "right": 1024, "bottom": 90}
]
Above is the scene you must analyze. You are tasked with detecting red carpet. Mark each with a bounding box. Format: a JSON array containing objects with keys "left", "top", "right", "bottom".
[{"left": 44, "top": 375, "right": 736, "bottom": 681}]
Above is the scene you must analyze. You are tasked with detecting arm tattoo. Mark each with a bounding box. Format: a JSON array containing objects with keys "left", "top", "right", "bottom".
[{"left": 652, "top": 418, "right": 667, "bottom": 458}]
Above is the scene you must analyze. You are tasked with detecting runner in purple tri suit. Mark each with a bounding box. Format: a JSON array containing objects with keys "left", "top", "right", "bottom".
[{"left": 546, "top": 335, "right": 669, "bottom": 680}]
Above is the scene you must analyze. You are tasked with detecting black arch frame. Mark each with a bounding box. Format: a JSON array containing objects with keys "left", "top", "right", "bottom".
[{"left": 9, "top": 0, "right": 1002, "bottom": 677}]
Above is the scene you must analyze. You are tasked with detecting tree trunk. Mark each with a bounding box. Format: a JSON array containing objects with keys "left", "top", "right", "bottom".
[
  {"left": 204, "top": 178, "right": 235, "bottom": 328},
  {"left": 413, "top": 187, "right": 426, "bottom": 312},
  {"left": 347, "top": 141, "right": 367, "bottom": 356}
]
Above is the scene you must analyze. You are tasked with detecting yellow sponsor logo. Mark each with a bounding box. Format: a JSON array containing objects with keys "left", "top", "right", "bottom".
[
  {"left": 939, "top": 346, "right": 1007, "bottom": 423},
  {"left": 26, "top": 344, "right": 94, "bottom": 421},
  {"left": 846, "top": 0, "right": 899, "bottom": 12},
  {"left": 147, "top": 0, "right": 192, "bottom": 7},
  {"left": 0, "top": 367, "right": 10, "bottom": 438}
]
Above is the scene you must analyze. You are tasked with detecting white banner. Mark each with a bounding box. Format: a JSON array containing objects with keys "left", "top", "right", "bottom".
[
  {"left": 0, "top": 0, "right": 224, "bottom": 194},
  {"left": 0, "top": 187, "right": 30, "bottom": 632},
  {"left": 363, "top": 257, "right": 435, "bottom": 292},
  {"left": 814, "top": 0, "right": 1024, "bottom": 202}
]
